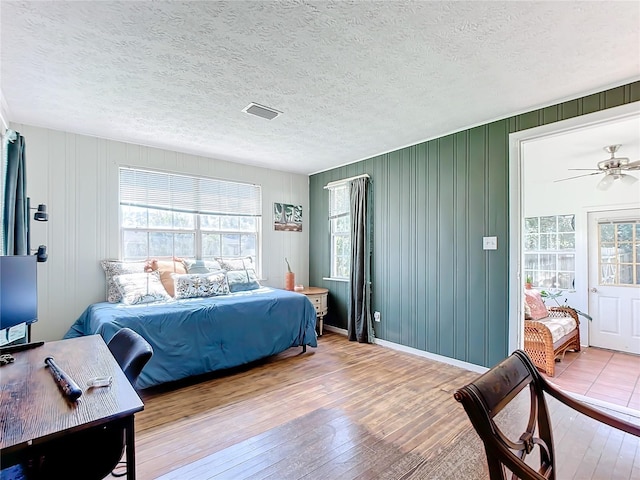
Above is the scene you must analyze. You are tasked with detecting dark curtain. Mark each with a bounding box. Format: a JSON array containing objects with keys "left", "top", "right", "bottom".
[
  {"left": 348, "top": 177, "right": 373, "bottom": 343},
  {"left": 2, "top": 130, "right": 28, "bottom": 255}
]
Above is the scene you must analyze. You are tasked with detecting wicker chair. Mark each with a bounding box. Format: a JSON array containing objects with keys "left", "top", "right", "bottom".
[{"left": 524, "top": 306, "right": 580, "bottom": 377}]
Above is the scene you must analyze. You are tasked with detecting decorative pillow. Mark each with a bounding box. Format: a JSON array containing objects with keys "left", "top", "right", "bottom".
[
  {"left": 524, "top": 289, "right": 548, "bottom": 321},
  {"left": 101, "top": 260, "right": 147, "bottom": 303},
  {"left": 226, "top": 269, "right": 261, "bottom": 293},
  {"left": 144, "top": 258, "right": 187, "bottom": 297},
  {"left": 173, "top": 272, "right": 229, "bottom": 299},
  {"left": 113, "top": 271, "right": 172, "bottom": 305},
  {"left": 524, "top": 302, "right": 532, "bottom": 320},
  {"left": 182, "top": 259, "right": 223, "bottom": 274},
  {"left": 215, "top": 256, "right": 254, "bottom": 271}
]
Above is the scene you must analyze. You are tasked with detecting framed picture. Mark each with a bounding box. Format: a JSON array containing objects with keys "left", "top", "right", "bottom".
[{"left": 274, "top": 203, "right": 302, "bottom": 232}]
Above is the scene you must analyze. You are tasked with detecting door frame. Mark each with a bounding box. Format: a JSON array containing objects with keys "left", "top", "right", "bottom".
[{"left": 508, "top": 101, "right": 640, "bottom": 354}]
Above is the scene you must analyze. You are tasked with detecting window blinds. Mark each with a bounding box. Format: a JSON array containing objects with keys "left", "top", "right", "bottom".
[
  {"left": 119, "top": 168, "right": 262, "bottom": 216},
  {"left": 328, "top": 184, "right": 349, "bottom": 220}
]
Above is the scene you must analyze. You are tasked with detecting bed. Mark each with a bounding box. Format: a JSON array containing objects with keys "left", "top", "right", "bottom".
[{"left": 64, "top": 286, "right": 318, "bottom": 389}]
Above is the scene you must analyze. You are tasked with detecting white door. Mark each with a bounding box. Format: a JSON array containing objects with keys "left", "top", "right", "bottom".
[{"left": 588, "top": 209, "right": 640, "bottom": 354}]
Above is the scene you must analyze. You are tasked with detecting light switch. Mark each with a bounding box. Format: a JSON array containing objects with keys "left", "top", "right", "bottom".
[{"left": 483, "top": 236, "right": 497, "bottom": 250}]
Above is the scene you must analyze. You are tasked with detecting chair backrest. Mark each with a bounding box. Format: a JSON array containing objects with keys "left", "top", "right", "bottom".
[
  {"left": 107, "top": 327, "right": 153, "bottom": 387},
  {"left": 453, "top": 349, "right": 555, "bottom": 480}
]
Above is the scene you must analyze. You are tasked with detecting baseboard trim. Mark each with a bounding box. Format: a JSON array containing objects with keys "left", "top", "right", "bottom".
[{"left": 322, "top": 325, "right": 488, "bottom": 374}]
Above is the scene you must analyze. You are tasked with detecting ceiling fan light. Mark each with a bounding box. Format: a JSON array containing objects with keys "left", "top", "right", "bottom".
[
  {"left": 620, "top": 174, "right": 638, "bottom": 186},
  {"left": 596, "top": 174, "right": 614, "bottom": 191}
]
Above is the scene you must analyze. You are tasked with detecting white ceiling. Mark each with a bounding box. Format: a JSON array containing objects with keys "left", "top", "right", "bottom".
[
  {"left": 1, "top": 1, "right": 639, "bottom": 175},
  {"left": 524, "top": 113, "right": 640, "bottom": 191}
]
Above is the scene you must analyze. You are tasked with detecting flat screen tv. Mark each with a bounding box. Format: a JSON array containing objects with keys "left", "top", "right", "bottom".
[{"left": 0, "top": 255, "right": 38, "bottom": 331}]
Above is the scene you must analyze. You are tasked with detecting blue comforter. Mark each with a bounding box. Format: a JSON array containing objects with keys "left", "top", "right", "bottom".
[{"left": 64, "top": 287, "right": 318, "bottom": 389}]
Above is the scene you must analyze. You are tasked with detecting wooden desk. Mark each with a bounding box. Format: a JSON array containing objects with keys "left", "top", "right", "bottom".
[
  {"left": 0, "top": 335, "right": 144, "bottom": 479},
  {"left": 297, "top": 287, "right": 329, "bottom": 335}
]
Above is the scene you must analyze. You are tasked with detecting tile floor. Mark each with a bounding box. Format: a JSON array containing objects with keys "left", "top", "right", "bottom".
[{"left": 543, "top": 346, "right": 640, "bottom": 410}]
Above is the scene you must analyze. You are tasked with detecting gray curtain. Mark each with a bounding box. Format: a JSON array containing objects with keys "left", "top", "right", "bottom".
[
  {"left": 2, "top": 130, "right": 28, "bottom": 255},
  {"left": 348, "top": 177, "right": 373, "bottom": 343}
]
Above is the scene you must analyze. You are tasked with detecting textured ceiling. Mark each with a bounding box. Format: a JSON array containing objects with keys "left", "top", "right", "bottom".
[{"left": 1, "top": 1, "right": 639, "bottom": 175}]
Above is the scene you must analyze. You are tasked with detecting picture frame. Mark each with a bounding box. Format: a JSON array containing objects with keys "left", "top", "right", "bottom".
[{"left": 274, "top": 203, "right": 302, "bottom": 232}]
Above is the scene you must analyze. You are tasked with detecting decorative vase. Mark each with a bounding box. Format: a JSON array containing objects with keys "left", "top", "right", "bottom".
[{"left": 285, "top": 271, "right": 295, "bottom": 291}]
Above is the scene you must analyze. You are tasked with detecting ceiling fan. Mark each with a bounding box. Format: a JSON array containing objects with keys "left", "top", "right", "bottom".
[{"left": 555, "top": 144, "right": 640, "bottom": 190}]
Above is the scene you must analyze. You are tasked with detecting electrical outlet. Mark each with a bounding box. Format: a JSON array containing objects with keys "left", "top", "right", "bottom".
[{"left": 374, "top": 311, "right": 381, "bottom": 322}]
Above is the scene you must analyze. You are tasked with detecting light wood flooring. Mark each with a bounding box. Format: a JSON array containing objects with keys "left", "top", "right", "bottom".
[{"left": 134, "top": 332, "right": 640, "bottom": 480}]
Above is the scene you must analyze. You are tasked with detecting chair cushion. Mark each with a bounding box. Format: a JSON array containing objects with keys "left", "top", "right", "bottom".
[
  {"left": 524, "top": 289, "right": 548, "bottom": 320},
  {"left": 535, "top": 316, "right": 577, "bottom": 343}
]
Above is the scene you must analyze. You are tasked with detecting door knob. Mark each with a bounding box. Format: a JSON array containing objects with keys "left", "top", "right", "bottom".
[{"left": 590, "top": 287, "right": 597, "bottom": 293}]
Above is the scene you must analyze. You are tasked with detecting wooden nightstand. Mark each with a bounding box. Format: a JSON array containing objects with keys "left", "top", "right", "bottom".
[{"left": 298, "top": 287, "right": 328, "bottom": 336}]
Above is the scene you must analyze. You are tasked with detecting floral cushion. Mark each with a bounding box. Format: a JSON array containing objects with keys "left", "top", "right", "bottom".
[
  {"left": 172, "top": 272, "right": 229, "bottom": 299},
  {"left": 524, "top": 289, "right": 549, "bottom": 321},
  {"left": 113, "top": 271, "right": 172, "bottom": 305},
  {"left": 101, "top": 260, "right": 146, "bottom": 303}
]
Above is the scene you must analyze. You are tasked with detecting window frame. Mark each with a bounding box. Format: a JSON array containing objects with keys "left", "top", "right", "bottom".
[
  {"left": 328, "top": 183, "right": 351, "bottom": 280},
  {"left": 597, "top": 220, "right": 639, "bottom": 286},
  {"left": 523, "top": 214, "right": 576, "bottom": 290},
  {"left": 118, "top": 167, "right": 262, "bottom": 270}
]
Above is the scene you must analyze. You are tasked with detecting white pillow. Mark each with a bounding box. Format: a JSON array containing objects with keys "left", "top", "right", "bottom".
[
  {"left": 172, "top": 272, "right": 229, "bottom": 299},
  {"left": 182, "top": 259, "right": 223, "bottom": 274},
  {"left": 101, "top": 260, "right": 147, "bottom": 303},
  {"left": 215, "top": 256, "right": 254, "bottom": 271},
  {"left": 113, "top": 271, "right": 172, "bottom": 305}
]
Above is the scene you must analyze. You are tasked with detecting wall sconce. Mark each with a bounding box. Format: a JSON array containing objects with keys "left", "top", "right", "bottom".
[
  {"left": 35, "top": 245, "right": 48, "bottom": 263},
  {"left": 33, "top": 204, "right": 48, "bottom": 221},
  {"left": 27, "top": 197, "right": 49, "bottom": 263}
]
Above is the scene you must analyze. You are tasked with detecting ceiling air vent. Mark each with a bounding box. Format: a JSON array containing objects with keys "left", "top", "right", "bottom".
[{"left": 242, "top": 102, "right": 282, "bottom": 120}]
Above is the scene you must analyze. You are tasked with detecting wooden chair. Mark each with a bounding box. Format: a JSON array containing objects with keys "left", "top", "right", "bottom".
[{"left": 454, "top": 349, "right": 640, "bottom": 480}]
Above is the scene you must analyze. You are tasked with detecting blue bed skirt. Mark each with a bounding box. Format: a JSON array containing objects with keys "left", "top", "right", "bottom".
[{"left": 64, "top": 287, "right": 318, "bottom": 389}]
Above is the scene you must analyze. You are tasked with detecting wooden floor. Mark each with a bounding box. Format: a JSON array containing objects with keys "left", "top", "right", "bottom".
[
  {"left": 543, "top": 347, "right": 640, "bottom": 410},
  {"left": 134, "top": 332, "right": 640, "bottom": 480}
]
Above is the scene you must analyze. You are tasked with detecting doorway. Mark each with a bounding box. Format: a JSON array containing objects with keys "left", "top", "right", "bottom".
[
  {"left": 509, "top": 102, "right": 640, "bottom": 405},
  {"left": 588, "top": 208, "right": 640, "bottom": 354}
]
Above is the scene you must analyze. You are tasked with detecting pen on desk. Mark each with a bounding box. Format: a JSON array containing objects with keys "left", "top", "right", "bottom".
[{"left": 45, "top": 356, "right": 83, "bottom": 402}]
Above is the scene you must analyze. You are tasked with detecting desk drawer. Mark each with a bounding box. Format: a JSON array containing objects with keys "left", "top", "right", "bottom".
[{"left": 307, "top": 294, "right": 327, "bottom": 308}]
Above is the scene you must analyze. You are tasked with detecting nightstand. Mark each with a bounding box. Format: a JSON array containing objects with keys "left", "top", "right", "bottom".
[{"left": 298, "top": 287, "right": 328, "bottom": 335}]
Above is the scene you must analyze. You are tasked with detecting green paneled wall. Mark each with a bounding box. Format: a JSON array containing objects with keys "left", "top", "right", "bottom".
[{"left": 309, "top": 81, "right": 640, "bottom": 368}]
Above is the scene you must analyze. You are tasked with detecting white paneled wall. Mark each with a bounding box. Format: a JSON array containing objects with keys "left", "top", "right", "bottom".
[{"left": 12, "top": 123, "right": 310, "bottom": 342}]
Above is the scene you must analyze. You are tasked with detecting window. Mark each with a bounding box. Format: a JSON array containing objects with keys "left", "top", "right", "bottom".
[
  {"left": 598, "top": 220, "right": 639, "bottom": 285},
  {"left": 119, "top": 168, "right": 261, "bottom": 267},
  {"left": 329, "top": 184, "right": 350, "bottom": 279},
  {"left": 524, "top": 214, "right": 575, "bottom": 289}
]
